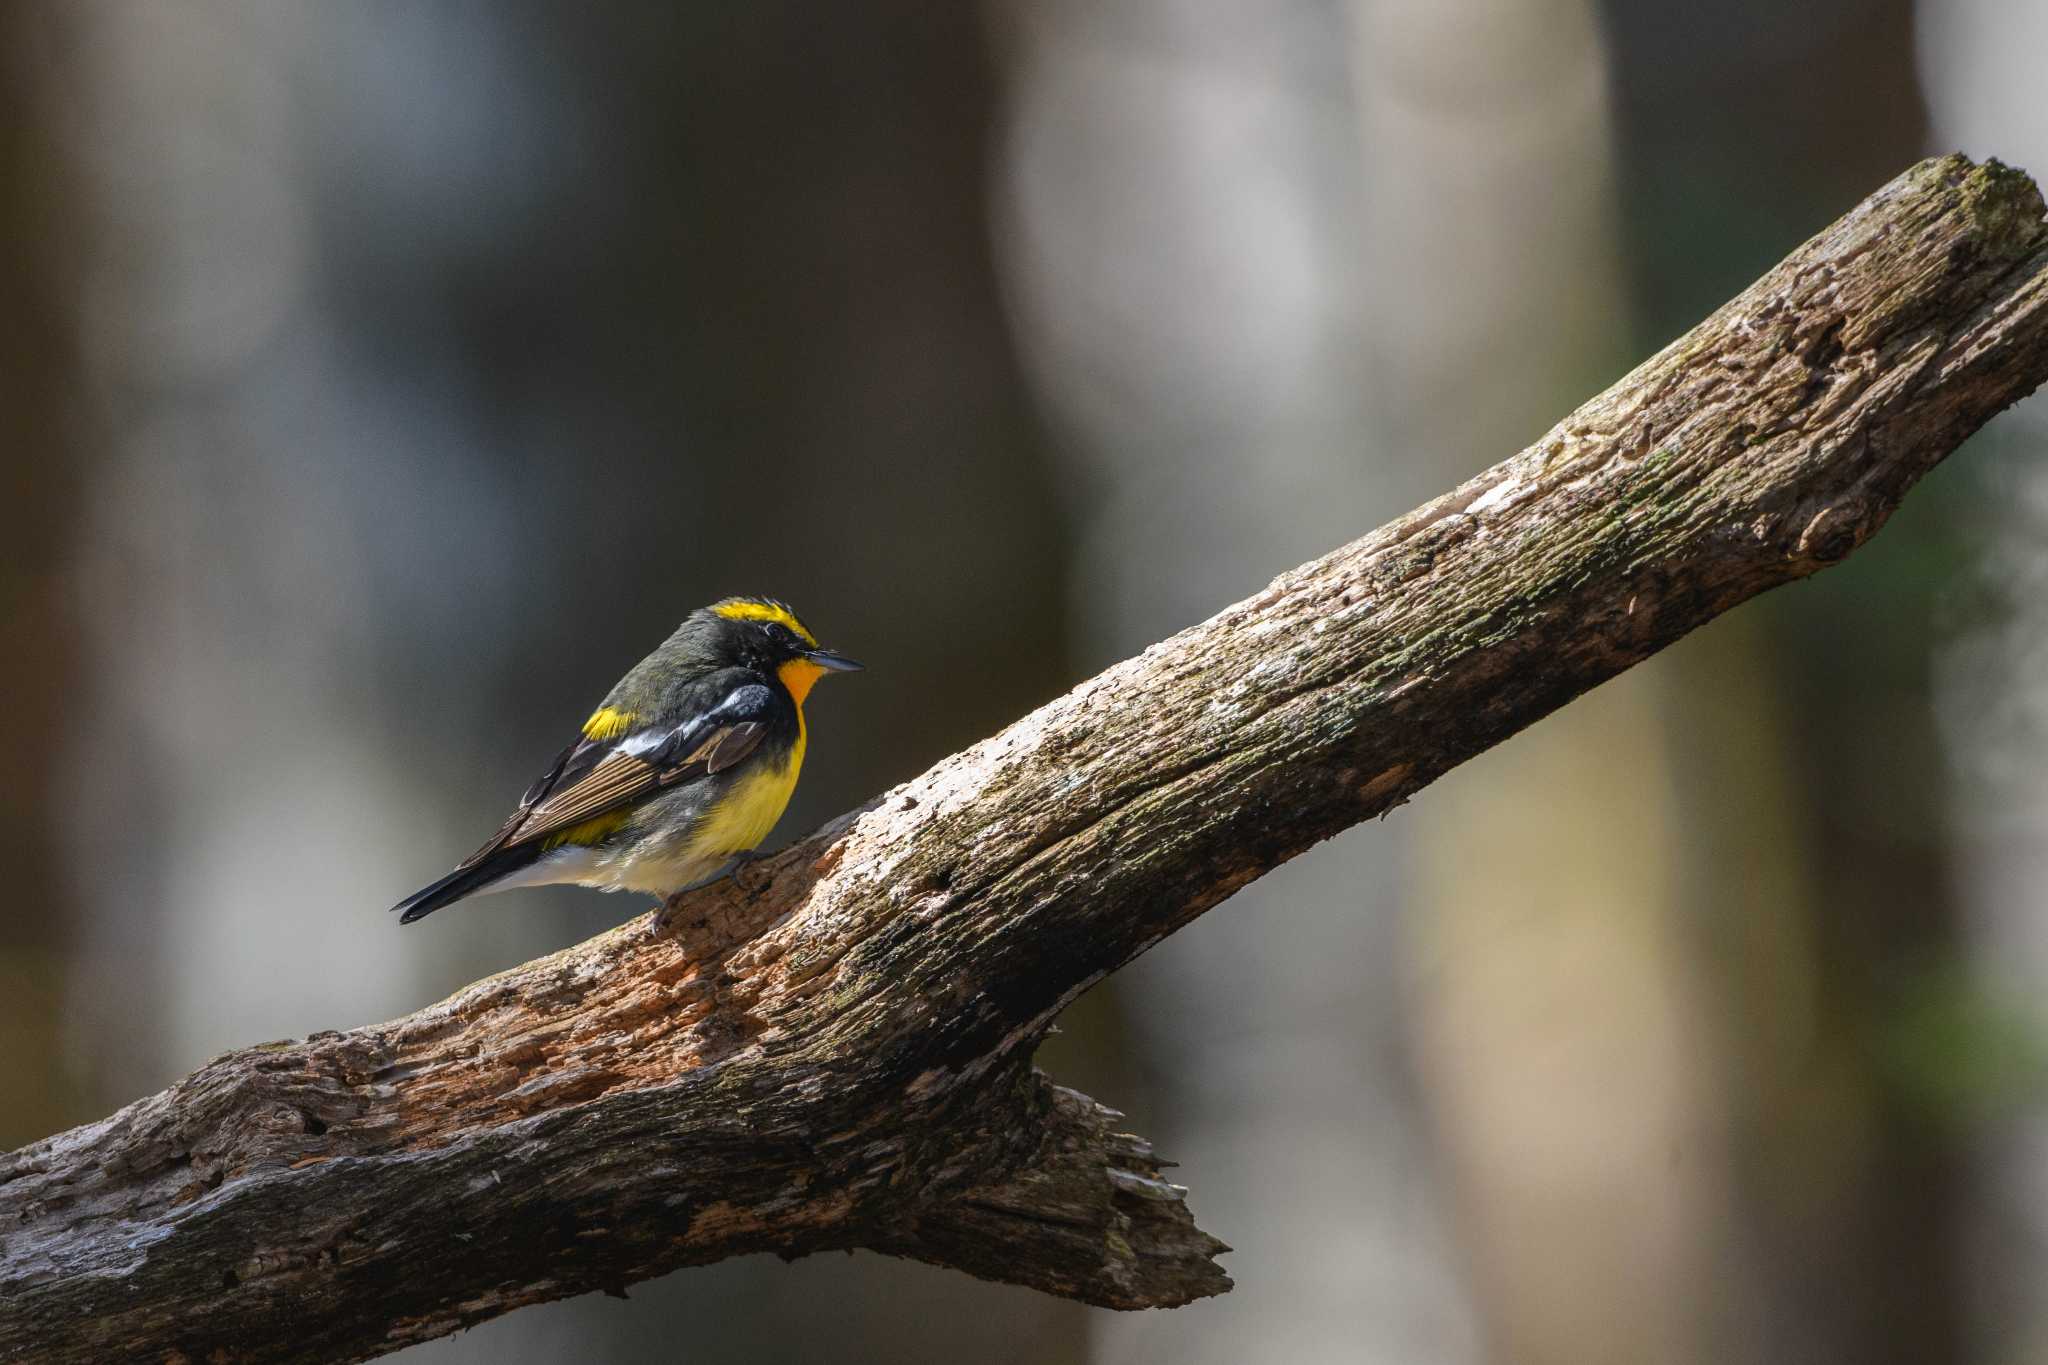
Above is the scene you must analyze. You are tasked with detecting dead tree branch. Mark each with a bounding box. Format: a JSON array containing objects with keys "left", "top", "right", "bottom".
[{"left": 6, "top": 155, "right": 2048, "bottom": 1365}]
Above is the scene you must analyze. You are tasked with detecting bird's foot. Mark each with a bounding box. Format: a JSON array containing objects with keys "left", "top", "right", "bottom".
[
  {"left": 653, "top": 853, "right": 769, "bottom": 929},
  {"left": 729, "top": 849, "right": 774, "bottom": 900}
]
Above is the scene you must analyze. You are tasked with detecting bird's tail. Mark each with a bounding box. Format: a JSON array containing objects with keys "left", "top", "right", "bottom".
[{"left": 390, "top": 848, "right": 541, "bottom": 925}]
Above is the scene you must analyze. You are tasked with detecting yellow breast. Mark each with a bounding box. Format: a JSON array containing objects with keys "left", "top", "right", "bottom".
[{"left": 692, "top": 718, "right": 806, "bottom": 855}]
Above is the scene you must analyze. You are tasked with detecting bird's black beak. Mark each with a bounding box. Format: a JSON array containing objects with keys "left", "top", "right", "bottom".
[{"left": 805, "top": 648, "right": 863, "bottom": 672}]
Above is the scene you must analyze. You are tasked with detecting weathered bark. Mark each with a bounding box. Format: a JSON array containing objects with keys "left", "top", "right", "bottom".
[{"left": 5, "top": 154, "right": 2046, "bottom": 1364}]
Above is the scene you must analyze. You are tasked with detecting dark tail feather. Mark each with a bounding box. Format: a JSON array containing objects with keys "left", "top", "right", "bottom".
[{"left": 390, "top": 848, "right": 540, "bottom": 925}]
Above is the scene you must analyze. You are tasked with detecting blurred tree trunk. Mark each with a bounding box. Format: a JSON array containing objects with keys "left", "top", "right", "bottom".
[
  {"left": 1352, "top": 4, "right": 1732, "bottom": 1361},
  {"left": 1604, "top": 4, "right": 1963, "bottom": 1361},
  {"left": 0, "top": 2, "right": 92, "bottom": 1150},
  {"left": 1920, "top": 4, "right": 2048, "bottom": 1357},
  {"left": 990, "top": 2, "right": 1479, "bottom": 1359},
  {"left": 1363, "top": 2, "right": 1958, "bottom": 1361}
]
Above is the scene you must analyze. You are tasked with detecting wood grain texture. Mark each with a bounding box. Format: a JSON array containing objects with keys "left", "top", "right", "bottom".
[{"left": 6, "top": 154, "right": 2048, "bottom": 1364}]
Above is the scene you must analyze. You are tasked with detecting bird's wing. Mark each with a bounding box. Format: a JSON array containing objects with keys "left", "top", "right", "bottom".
[{"left": 457, "top": 682, "right": 777, "bottom": 866}]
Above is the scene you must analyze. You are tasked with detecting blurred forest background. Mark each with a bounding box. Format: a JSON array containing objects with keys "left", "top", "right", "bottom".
[{"left": 5, "top": 2, "right": 2048, "bottom": 1362}]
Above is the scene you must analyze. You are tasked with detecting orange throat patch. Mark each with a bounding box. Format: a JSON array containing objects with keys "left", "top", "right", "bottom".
[{"left": 776, "top": 657, "right": 828, "bottom": 707}]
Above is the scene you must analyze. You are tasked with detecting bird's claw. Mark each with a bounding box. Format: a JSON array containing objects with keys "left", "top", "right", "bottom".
[
  {"left": 730, "top": 851, "right": 773, "bottom": 900},
  {"left": 649, "top": 892, "right": 684, "bottom": 935}
]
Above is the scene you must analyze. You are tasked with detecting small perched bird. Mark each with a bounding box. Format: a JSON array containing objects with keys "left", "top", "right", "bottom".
[{"left": 391, "top": 596, "right": 860, "bottom": 924}]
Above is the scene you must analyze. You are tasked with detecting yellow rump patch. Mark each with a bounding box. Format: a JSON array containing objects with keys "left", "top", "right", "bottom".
[
  {"left": 583, "top": 707, "right": 637, "bottom": 741},
  {"left": 711, "top": 598, "right": 817, "bottom": 646},
  {"left": 540, "top": 808, "right": 632, "bottom": 852}
]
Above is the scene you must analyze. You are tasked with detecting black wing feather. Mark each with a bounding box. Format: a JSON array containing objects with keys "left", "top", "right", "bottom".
[
  {"left": 503, "top": 684, "right": 774, "bottom": 845},
  {"left": 698, "top": 721, "right": 765, "bottom": 775}
]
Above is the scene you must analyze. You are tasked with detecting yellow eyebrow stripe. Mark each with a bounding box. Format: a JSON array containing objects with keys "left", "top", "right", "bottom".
[
  {"left": 583, "top": 707, "right": 637, "bottom": 741},
  {"left": 711, "top": 598, "right": 817, "bottom": 646}
]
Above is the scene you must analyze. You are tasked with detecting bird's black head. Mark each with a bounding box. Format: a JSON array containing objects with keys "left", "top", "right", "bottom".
[{"left": 699, "top": 596, "right": 862, "bottom": 703}]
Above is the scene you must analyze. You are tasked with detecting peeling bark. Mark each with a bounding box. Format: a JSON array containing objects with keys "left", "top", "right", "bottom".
[{"left": 5, "top": 155, "right": 2047, "bottom": 1364}]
